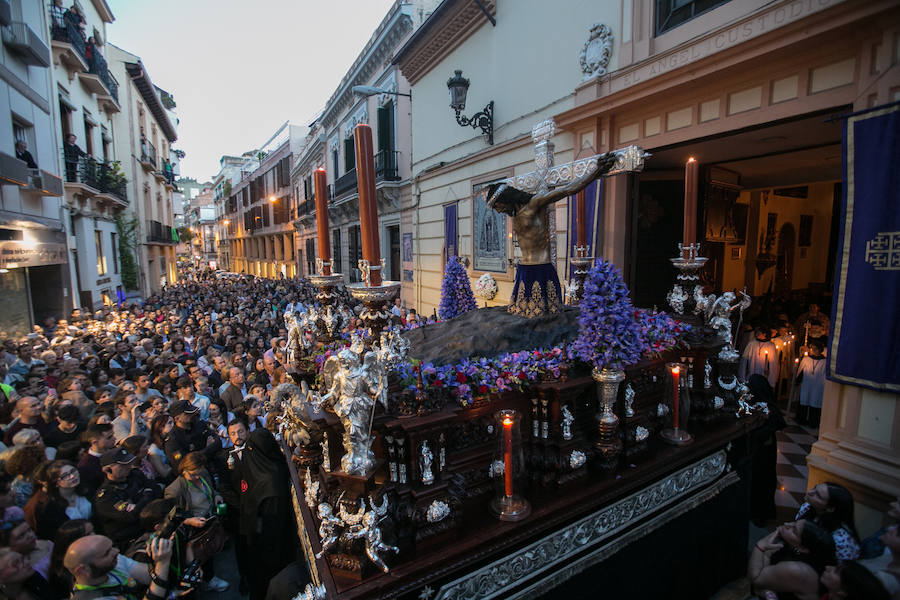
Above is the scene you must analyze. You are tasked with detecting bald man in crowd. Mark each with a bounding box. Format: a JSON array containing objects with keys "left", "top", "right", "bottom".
[{"left": 65, "top": 534, "right": 173, "bottom": 600}]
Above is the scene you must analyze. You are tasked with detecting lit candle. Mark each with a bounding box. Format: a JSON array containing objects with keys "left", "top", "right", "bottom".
[
  {"left": 671, "top": 365, "right": 681, "bottom": 430},
  {"left": 683, "top": 158, "right": 698, "bottom": 245},
  {"left": 576, "top": 189, "right": 587, "bottom": 251},
  {"left": 764, "top": 349, "right": 770, "bottom": 377},
  {"left": 503, "top": 415, "right": 513, "bottom": 497},
  {"left": 354, "top": 124, "right": 381, "bottom": 286},
  {"left": 313, "top": 167, "right": 330, "bottom": 275}
]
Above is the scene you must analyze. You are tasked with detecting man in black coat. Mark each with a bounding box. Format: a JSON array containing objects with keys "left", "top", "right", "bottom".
[
  {"left": 93, "top": 449, "right": 161, "bottom": 548},
  {"left": 164, "top": 400, "right": 222, "bottom": 473},
  {"left": 14, "top": 141, "right": 37, "bottom": 169}
]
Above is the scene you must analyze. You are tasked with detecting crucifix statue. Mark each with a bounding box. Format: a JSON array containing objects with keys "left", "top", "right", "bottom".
[{"left": 485, "top": 118, "right": 648, "bottom": 317}]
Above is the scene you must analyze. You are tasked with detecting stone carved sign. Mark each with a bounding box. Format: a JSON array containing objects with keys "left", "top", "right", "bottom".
[
  {"left": 433, "top": 450, "right": 727, "bottom": 600},
  {"left": 579, "top": 23, "right": 613, "bottom": 80}
]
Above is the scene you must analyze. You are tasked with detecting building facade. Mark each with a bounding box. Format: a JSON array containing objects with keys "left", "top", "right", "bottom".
[
  {"left": 221, "top": 123, "right": 305, "bottom": 278},
  {"left": 107, "top": 44, "right": 179, "bottom": 298},
  {"left": 0, "top": 0, "right": 68, "bottom": 335},
  {"left": 48, "top": 0, "right": 128, "bottom": 310},
  {"left": 213, "top": 154, "right": 254, "bottom": 271},
  {"left": 290, "top": 0, "right": 423, "bottom": 288},
  {"left": 398, "top": 0, "right": 900, "bottom": 535},
  {"left": 395, "top": 0, "right": 619, "bottom": 312}
]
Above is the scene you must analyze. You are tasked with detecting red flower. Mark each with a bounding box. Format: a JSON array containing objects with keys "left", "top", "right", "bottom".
[
  {"left": 478, "top": 385, "right": 488, "bottom": 394},
  {"left": 432, "top": 379, "right": 443, "bottom": 388},
  {"left": 517, "top": 371, "right": 527, "bottom": 380},
  {"left": 456, "top": 371, "right": 467, "bottom": 383}
]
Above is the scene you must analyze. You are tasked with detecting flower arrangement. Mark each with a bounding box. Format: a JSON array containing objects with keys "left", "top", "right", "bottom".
[
  {"left": 572, "top": 259, "right": 642, "bottom": 371},
  {"left": 634, "top": 308, "right": 691, "bottom": 358},
  {"left": 396, "top": 345, "right": 569, "bottom": 406},
  {"left": 438, "top": 256, "right": 477, "bottom": 320},
  {"left": 474, "top": 273, "right": 499, "bottom": 302}
]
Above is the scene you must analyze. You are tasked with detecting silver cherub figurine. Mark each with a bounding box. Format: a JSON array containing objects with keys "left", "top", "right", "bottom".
[
  {"left": 345, "top": 511, "right": 399, "bottom": 573},
  {"left": 315, "top": 502, "right": 343, "bottom": 559}
]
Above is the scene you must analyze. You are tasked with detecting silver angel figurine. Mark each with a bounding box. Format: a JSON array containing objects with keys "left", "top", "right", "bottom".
[
  {"left": 420, "top": 441, "right": 434, "bottom": 485},
  {"left": 312, "top": 347, "right": 386, "bottom": 475},
  {"left": 284, "top": 312, "right": 303, "bottom": 365},
  {"left": 315, "top": 502, "right": 343, "bottom": 559},
  {"left": 561, "top": 405, "right": 574, "bottom": 440},
  {"left": 624, "top": 383, "right": 635, "bottom": 417},
  {"left": 704, "top": 360, "right": 713, "bottom": 389},
  {"left": 345, "top": 511, "right": 399, "bottom": 573}
]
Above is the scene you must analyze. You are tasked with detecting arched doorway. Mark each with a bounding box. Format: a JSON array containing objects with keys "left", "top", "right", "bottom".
[{"left": 775, "top": 223, "right": 796, "bottom": 295}]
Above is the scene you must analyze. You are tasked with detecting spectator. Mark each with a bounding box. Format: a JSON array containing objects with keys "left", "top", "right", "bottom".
[
  {"left": 47, "top": 519, "right": 92, "bottom": 599},
  {"left": 14, "top": 141, "right": 37, "bottom": 169},
  {"left": 7, "top": 446, "right": 45, "bottom": 507},
  {"left": 820, "top": 560, "right": 891, "bottom": 600},
  {"left": 749, "top": 519, "right": 837, "bottom": 600},
  {"left": 76, "top": 423, "right": 115, "bottom": 497},
  {"left": 796, "top": 482, "right": 861, "bottom": 562},
  {"left": 24, "top": 461, "right": 90, "bottom": 540},
  {"left": 62, "top": 134, "right": 84, "bottom": 183},
  {"left": 93, "top": 449, "right": 160, "bottom": 548},
  {"left": 64, "top": 534, "right": 173, "bottom": 600},
  {"left": 0, "top": 509, "right": 53, "bottom": 581}
]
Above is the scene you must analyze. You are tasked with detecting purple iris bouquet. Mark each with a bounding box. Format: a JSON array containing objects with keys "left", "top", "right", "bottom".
[
  {"left": 438, "top": 256, "right": 477, "bottom": 320},
  {"left": 572, "top": 259, "right": 642, "bottom": 371}
]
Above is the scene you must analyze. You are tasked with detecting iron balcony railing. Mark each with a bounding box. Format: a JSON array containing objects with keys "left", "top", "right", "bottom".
[
  {"left": 146, "top": 220, "right": 177, "bottom": 244},
  {"left": 333, "top": 168, "right": 357, "bottom": 197},
  {"left": 374, "top": 149, "right": 400, "bottom": 182},
  {"left": 61, "top": 150, "right": 128, "bottom": 203},
  {"left": 86, "top": 50, "right": 118, "bottom": 103},
  {"left": 49, "top": 13, "right": 86, "bottom": 60},
  {"left": 140, "top": 141, "right": 157, "bottom": 169}
]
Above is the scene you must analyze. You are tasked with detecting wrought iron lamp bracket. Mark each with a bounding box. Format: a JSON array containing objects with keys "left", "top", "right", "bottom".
[{"left": 454, "top": 101, "right": 494, "bottom": 145}]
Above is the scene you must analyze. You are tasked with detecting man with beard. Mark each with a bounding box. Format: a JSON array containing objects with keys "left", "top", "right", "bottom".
[{"left": 65, "top": 534, "right": 173, "bottom": 600}]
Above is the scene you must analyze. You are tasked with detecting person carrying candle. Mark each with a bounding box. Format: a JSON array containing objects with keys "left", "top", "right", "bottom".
[
  {"left": 796, "top": 340, "right": 826, "bottom": 428},
  {"left": 740, "top": 326, "right": 778, "bottom": 390}
]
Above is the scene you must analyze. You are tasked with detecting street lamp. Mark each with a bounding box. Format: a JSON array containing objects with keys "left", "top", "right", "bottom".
[
  {"left": 269, "top": 195, "right": 277, "bottom": 203},
  {"left": 446, "top": 70, "right": 493, "bottom": 145}
]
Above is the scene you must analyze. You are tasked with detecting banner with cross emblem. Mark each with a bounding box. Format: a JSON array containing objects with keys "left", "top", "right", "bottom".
[{"left": 829, "top": 102, "right": 900, "bottom": 391}]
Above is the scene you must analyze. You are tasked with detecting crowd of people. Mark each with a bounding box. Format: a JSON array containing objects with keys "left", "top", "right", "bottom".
[
  {"left": 0, "top": 270, "right": 332, "bottom": 600},
  {"left": 749, "top": 484, "right": 898, "bottom": 599}
]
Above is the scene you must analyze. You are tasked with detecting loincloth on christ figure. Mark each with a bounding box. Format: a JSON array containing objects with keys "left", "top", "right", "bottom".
[{"left": 508, "top": 263, "right": 562, "bottom": 317}]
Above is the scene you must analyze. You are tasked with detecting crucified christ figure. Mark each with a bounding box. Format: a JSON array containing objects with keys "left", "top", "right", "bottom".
[{"left": 485, "top": 153, "right": 618, "bottom": 317}]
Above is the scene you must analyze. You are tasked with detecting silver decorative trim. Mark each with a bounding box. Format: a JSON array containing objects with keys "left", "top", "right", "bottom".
[
  {"left": 426, "top": 500, "right": 451, "bottom": 524},
  {"left": 633, "top": 426, "right": 649, "bottom": 442},
  {"left": 433, "top": 451, "right": 728, "bottom": 600}
]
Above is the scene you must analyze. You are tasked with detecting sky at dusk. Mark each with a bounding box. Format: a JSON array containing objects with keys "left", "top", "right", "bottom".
[{"left": 106, "top": 0, "right": 397, "bottom": 182}]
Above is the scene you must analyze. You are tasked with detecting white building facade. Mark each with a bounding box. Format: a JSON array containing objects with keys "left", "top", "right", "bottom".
[{"left": 0, "top": 0, "right": 68, "bottom": 334}]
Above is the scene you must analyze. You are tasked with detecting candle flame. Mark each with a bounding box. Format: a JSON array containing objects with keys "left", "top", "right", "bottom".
[
  {"left": 316, "top": 167, "right": 326, "bottom": 173},
  {"left": 671, "top": 365, "right": 680, "bottom": 375},
  {"left": 502, "top": 416, "right": 513, "bottom": 426},
  {"left": 687, "top": 157, "right": 696, "bottom": 163},
  {"left": 795, "top": 358, "right": 799, "bottom": 363}
]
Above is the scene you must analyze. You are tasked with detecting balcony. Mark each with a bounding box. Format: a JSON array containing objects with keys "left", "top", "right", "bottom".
[
  {"left": 334, "top": 168, "right": 357, "bottom": 197},
  {"left": 61, "top": 151, "right": 128, "bottom": 206},
  {"left": 79, "top": 51, "right": 119, "bottom": 111},
  {"left": 49, "top": 18, "right": 87, "bottom": 73},
  {"left": 139, "top": 142, "right": 157, "bottom": 171},
  {"left": 374, "top": 149, "right": 400, "bottom": 182},
  {"left": 0, "top": 152, "right": 29, "bottom": 187},
  {"left": 24, "top": 169, "right": 63, "bottom": 197},
  {"left": 2, "top": 21, "right": 50, "bottom": 67},
  {"left": 146, "top": 220, "right": 177, "bottom": 244}
]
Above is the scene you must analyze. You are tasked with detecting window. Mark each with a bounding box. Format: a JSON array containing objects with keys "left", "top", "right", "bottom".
[
  {"left": 110, "top": 232, "right": 119, "bottom": 273},
  {"left": 305, "top": 238, "right": 316, "bottom": 276},
  {"left": 83, "top": 115, "right": 95, "bottom": 156},
  {"left": 656, "top": 0, "right": 731, "bottom": 35},
  {"left": 348, "top": 225, "right": 362, "bottom": 283},
  {"left": 95, "top": 230, "right": 107, "bottom": 275},
  {"left": 331, "top": 148, "right": 339, "bottom": 177},
  {"left": 344, "top": 138, "right": 355, "bottom": 172},
  {"left": 332, "top": 228, "right": 342, "bottom": 275}
]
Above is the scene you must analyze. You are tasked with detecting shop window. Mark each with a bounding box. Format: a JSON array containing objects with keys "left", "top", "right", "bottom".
[{"left": 656, "top": 0, "right": 731, "bottom": 35}]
